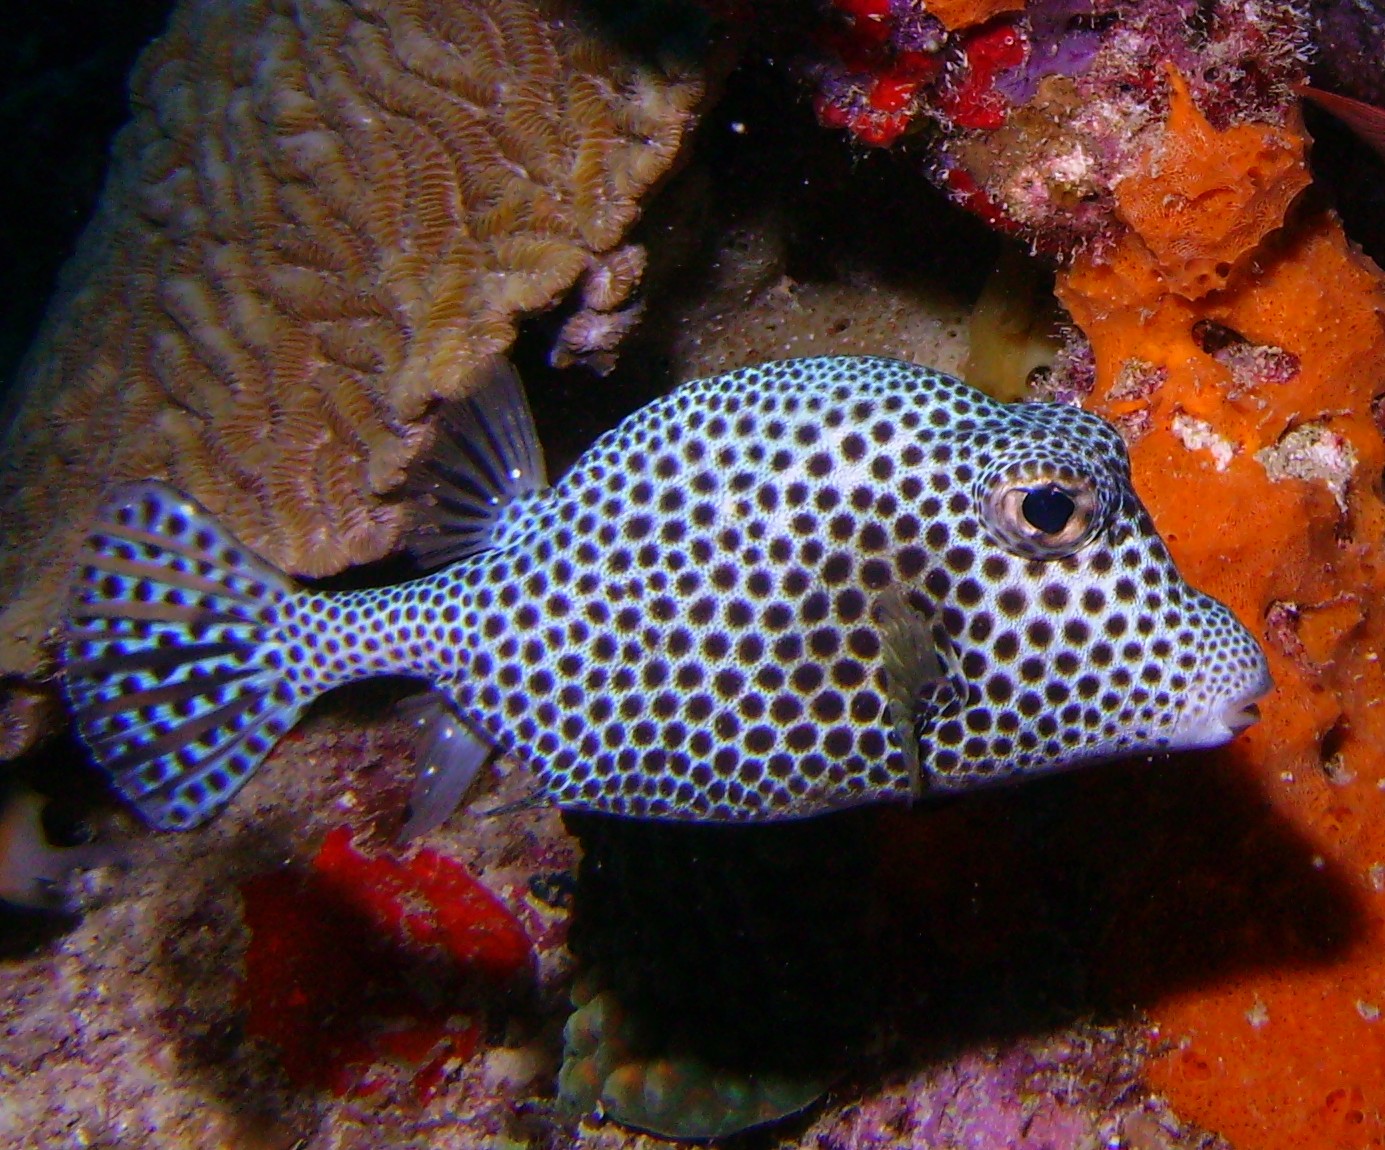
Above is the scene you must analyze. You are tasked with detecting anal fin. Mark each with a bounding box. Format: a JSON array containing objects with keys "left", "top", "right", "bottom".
[{"left": 397, "top": 694, "right": 495, "bottom": 841}]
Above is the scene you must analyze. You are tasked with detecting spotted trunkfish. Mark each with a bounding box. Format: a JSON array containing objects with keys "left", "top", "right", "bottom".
[{"left": 62, "top": 356, "right": 1272, "bottom": 836}]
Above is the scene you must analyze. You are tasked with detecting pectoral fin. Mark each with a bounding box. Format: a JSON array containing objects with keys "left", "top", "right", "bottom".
[{"left": 875, "top": 586, "right": 968, "bottom": 798}]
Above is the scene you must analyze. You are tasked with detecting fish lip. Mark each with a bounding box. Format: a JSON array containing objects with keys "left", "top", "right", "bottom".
[
  {"left": 1219, "top": 669, "right": 1273, "bottom": 734},
  {"left": 1222, "top": 701, "right": 1261, "bottom": 733}
]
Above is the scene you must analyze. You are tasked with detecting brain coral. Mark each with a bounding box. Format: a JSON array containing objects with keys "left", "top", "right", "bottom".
[{"left": 0, "top": 0, "right": 706, "bottom": 753}]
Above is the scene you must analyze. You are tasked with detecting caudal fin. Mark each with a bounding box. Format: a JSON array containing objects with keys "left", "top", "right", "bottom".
[{"left": 63, "top": 482, "right": 308, "bottom": 830}]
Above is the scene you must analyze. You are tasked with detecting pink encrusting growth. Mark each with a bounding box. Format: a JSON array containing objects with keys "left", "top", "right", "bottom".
[
  {"left": 804, "top": 0, "right": 1308, "bottom": 251},
  {"left": 237, "top": 827, "right": 532, "bottom": 1100},
  {"left": 811, "top": 2, "right": 1027, "bottom": 149}
]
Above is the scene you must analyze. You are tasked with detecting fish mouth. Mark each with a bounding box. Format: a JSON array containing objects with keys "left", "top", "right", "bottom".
[
  {"left": 1222, "top": 701, "right": 1261, "bottom": 733},
  {"left": 1219, "top": 668, "right": 1273, "bottom": 734}
]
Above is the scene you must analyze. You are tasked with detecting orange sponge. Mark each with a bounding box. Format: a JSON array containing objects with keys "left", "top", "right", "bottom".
[
  {"left": 1111, "top": 69, "right": 1310, "bottom": 300},
  {"left": 926, "top": 0, "right": 1024, "bottom": 32},
  {"left": 1057, "top": 66, "right": 1385, "bottom": 1150}
]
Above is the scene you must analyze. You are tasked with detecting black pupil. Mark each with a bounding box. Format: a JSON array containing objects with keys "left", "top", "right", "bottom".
[{"left": 1022, "top": 485, "right": 1076, "bottom": 535}]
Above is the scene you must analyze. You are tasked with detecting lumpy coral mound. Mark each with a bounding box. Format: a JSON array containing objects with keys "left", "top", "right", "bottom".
[{"left": 0, "top": 0, "right": 706, "bottom": 750}]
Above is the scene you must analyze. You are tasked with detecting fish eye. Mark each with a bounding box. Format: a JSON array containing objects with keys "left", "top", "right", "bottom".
[
  {"left": 1021, "top": 485, "right": 1076, "bottom": 534},
  {"left": 983, "top": 470, "right": 1101, "bottom": 559}
]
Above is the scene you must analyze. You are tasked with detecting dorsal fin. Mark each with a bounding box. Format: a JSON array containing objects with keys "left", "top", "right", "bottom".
[{"left": 406, "top": 357, "right": 548, "bottom": 568}]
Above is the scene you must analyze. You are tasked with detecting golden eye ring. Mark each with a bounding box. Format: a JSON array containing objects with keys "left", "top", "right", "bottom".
[{"left": 985, "top": 474, "right": 1101, "bottom": 559}]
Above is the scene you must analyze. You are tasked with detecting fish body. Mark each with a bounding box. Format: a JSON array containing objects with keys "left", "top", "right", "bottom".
[
  {"left": 62, "top": 356, "right": 1271, "bottom": 832},
  {"left": 1299, "top": 84, "right": 1385, "bottom": 161}
]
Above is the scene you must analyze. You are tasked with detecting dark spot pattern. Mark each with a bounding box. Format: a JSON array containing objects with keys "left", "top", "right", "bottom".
[{"left": 65, "top": 357, "right": 1271, "bottom": 830}]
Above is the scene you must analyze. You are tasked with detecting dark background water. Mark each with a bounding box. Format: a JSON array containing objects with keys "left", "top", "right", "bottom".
[{"left": 0, "top": 1, "right": 174, "bottom": 408}]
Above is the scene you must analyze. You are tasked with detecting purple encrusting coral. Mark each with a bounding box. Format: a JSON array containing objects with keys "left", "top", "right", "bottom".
[
  {"left": 992, "top": 0, "right": 1106, "bottom": 106},
  {"left": 888, "top": 0, "right": 947, "bottom": 53},
  {"left": 804, "top": 1029, "right": 1231, "bottom": 1149},
  {"left": 1308, "top": 0, "right": 1385, "bottom": 104}
]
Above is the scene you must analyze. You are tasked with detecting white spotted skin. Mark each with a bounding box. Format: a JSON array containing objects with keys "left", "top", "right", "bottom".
[{"left": 277, "top": 357, "right": 1272, "bottom": 822}]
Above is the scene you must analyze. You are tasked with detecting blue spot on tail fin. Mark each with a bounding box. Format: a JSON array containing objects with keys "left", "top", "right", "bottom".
[
  {"left": 62, "top": 481, "right": 306, "bottom": 831},
  {"left": 406, "top": 356, "right": 548, "bottom": 568}
]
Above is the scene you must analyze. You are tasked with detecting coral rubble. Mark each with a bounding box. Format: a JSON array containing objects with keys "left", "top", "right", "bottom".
[
  {"left": 801, "top": 1028, "right": 1204, "bottom": 1150},
  {"left": 0, "top": 0, "right": 708, "bottom": 755}
]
